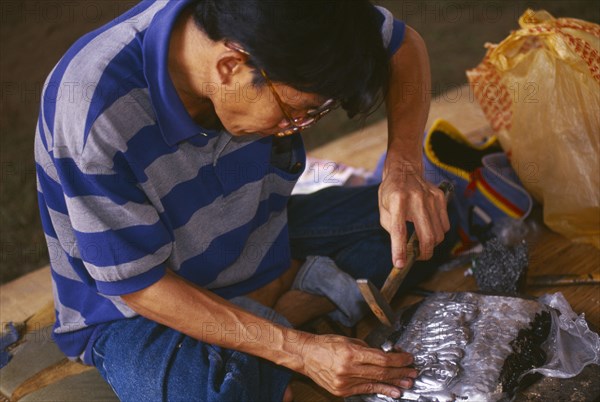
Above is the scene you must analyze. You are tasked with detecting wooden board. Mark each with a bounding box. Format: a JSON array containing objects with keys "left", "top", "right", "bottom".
[{"left": 0, "top": 266, "right": 52, "bottom": 324}]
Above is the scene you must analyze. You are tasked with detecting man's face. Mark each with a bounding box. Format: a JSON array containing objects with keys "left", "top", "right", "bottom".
[
  {"left": 193, "top": 42, "right": 329, "bottom": 138},
  {"left": 213, "top": 74, "right": 328, "bottom": 137}
]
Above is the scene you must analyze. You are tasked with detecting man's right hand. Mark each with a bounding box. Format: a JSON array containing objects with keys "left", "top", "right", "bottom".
[{"left": 299, "top": 334, "right": 418, "bottom": 398}]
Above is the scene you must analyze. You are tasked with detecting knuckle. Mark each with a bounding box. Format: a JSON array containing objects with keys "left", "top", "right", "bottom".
[
  {"left": 397, "top": 223, "right": 407, "bottom": 234},
  {"left": 339, "top": 347, "right": 353, "bottom": 361},
  {"left": 380, "top": 217, "right": 389, "bottom": 230},
  {"left": 333, "top": 364, "right": 345, "bottom": 376},
  {"left": 442, "top": 221, "right": 451, "bottom": 232},
  {"left": 363, "top": 383, "right": 376, "bottom": 394},
  {"left": 396, "top": 352, "right": 413, "bottom": 366},
  {"left": 407, "top": 188, "right": 421, "bottom": 199},
  {"left": 384, "top": 354, "right": 395, "bottom": 365},
  {"left": 422, "top": 235, "right": 435, "bottom": 248},
  {"left": 332, "top": 378, "right": 345, "bottom": 390},
  {"left": 387, "top": 189, "right": 401, "bottom": 200},
  {"left": 338, "top": 362, "right": 350, "bottom": 375},
  {"left": 406, "top": 354, "right": 415, "bottom": 365}
]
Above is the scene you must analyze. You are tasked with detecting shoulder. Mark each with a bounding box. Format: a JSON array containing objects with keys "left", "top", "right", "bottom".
[
  {"left": 372, "top": 5, "right": 406, "bottom": 57},
  {"left": 42, "top": 1, "right": 167, "bottom": 162}
]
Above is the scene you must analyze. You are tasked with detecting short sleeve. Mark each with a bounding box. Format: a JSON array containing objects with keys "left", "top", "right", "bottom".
[
  {"left": 54, "top": 154, "right": 172, "bottom": 296},
  {"left": 373, "top": 5, "right": 406, "bottom": 57}
]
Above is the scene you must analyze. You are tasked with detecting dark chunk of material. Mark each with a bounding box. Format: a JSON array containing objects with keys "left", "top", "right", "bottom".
[
  {"left": 500, "top": 311, "right": 551, "bottom": 394},
  {"left": 473, "top": 238, "right": 529, "bottom": 294}
]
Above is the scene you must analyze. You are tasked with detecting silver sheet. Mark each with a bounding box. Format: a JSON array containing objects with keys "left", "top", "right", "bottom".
[{"left": 361, "top": 292, "right": 547, "bottom": 402}]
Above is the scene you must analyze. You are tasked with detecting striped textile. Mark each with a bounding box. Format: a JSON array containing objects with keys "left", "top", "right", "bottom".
[{"left": 34, "top": 0, "right": 406, "bottom": 364}]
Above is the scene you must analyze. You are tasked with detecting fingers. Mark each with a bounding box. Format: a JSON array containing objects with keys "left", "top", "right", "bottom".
[
  {"left": 428, "top": 189, "right": 446, "bottom": 243},
  {"left": 342, "top": 374, "right": 416, "bottom": 398},
  {"left": 329, "top": 376, "right": 415, "bottom": 398},
  {"left": 346, "top": 382, "right": 403, "bottom": 399},
  {"left": 414, "top": 186, "right": 450, "bottom": 260},
  {"left": 390, "top": 205, "right": 408, "bottom": 268},
  {"left": 380, "top": 189, "right": 408, "bottom": 268},
  {"left": 355, "top": 345, "right": 414, "bottom": 367},
  {"left": 413, "top": 196, "right": 435, "bottom": 260},
  {"left": 378, "top": 376, "right": 415, "bottom": 390},
  {"left": 431, "top": 185, "right": 450, "bottom": 233},
  {"left": 353, "top": 365, "right": 418, "bottom": 383},
  {"left": 340, "top": 358, "right": 418, "bottom": 398},
  {"left": 436, "top": 188, "right": 451, "bottom": 233}
]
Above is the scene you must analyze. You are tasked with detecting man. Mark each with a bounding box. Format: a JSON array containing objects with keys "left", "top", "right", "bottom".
[{"left": 35, "top": 0, "right": 452, "bottom": 400}]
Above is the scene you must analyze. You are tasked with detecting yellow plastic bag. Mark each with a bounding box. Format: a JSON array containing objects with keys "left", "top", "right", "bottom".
[{"left": 467, "top": 9, "right": 600, "bottom": 249}]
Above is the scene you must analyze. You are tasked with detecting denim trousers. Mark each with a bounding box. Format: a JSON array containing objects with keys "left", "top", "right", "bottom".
[
  {"left": 91, "top": 296, "right": 293, "bottom": 402},
  {"left": 91, "top": 184, "right": 458, "bottom": 401}
]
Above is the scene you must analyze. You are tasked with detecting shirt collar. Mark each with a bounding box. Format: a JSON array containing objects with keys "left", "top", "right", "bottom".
[{"left": 143, "top": 0, "right": 220, "bottom": 146}]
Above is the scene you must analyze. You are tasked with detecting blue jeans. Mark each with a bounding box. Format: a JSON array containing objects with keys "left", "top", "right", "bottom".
[{"left": 91, "top": 297, "right": 293, "bottom": 402}]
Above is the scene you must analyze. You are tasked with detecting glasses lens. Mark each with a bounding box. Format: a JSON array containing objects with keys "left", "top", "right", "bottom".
[
  {"left": 306, "top": 99, "right": 332, "bottom": 116},
  {"left": 294, "top": 116, "right": 316, "bottom": 128},
  {"left": 320, "top": 98, "right": 336, "bottom": 109}
]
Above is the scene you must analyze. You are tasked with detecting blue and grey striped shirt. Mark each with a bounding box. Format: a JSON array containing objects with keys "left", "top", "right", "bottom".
[{"left": 35, "top": 0, "right": 405, "bottom": 364}]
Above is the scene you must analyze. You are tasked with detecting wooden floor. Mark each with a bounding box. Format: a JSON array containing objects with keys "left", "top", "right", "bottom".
[{"left": 1, "top": 85, "right": 598, "bottom": 401}]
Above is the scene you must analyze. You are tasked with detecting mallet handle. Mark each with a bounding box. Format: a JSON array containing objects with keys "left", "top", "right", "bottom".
[{"left": 380, "top": 232, "right": 419, "bottom": 303}]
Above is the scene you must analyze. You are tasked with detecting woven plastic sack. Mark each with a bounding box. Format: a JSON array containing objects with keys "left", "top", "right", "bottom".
[{"left": 466, "top": 9, "right": 600, "bottom": 249}]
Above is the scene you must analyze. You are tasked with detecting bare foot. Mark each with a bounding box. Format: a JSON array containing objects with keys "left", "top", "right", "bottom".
[
  {"left": 283, "top": 384, "right": 294, "bottom": 402},
  {"left": 246, "top": 260, "right": 303, "bottom": 307},
  {"left": 274, "top": 289, "right": 336, "bottom": 327}
]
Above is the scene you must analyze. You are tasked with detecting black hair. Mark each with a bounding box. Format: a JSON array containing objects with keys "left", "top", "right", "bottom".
[{"left": 193, "top": 0, "right": 390, "bottom": 118}]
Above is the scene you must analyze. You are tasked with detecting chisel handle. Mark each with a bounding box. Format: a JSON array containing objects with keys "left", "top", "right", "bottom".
[{"left": 380, "top": 232, "right": 419, "bottom": 303}]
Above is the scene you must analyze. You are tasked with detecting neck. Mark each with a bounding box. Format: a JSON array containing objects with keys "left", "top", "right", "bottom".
[{"left": 168, "top": 7, "right": 222, "bottom": 130}]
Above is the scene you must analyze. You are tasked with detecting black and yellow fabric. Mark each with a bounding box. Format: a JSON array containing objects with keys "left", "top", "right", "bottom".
[{"left": 423, "top": 119, "right": 533, "bottom": 250}]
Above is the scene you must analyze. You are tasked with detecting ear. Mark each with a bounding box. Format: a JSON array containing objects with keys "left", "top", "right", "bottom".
[{"left": 216, "top": 49, "right": 248, "bottom": 85}]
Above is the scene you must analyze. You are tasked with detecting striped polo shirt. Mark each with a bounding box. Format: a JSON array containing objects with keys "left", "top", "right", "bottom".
[{"left": 35, "top": 0, "right": 406, "bottom": 365}]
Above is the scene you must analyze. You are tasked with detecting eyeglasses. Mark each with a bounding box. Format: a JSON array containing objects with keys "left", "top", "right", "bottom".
[
  {"left": 226, "top": 42, "right": 340, "bottom": 137},
  {"left": 260, "top": 70, "right": 340, "bottom": 137}
]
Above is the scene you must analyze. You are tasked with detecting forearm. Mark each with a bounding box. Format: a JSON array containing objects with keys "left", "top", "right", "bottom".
[
  {"left": 122, "top": 269, "right": 307, "bottom": 372},
  {"left": 385, "top": 25, "right": 431, "bottom": 175},
  {"left": 121, "top": 269, "right": 418, "bottom": 398}
]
